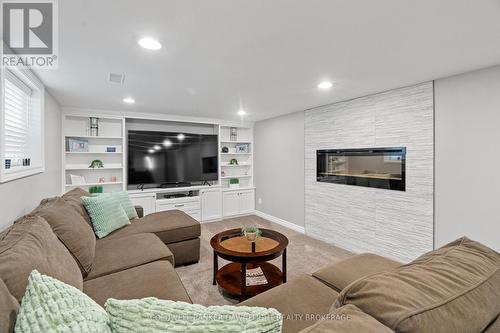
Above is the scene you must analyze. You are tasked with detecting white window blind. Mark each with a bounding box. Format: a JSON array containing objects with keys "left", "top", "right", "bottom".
[
  {"left": 4, "top": 72, "right": 32, "bottom": 160},
  {"left": 1, "top": 68, "right": 44, "bottom": 182}
]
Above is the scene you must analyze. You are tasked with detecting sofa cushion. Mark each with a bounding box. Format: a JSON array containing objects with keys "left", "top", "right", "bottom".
[
  {"left": 334, "top": 237, "right": 500, "bottom": 333},
  {"left": 32, "top": 197, "right": 96, "bottom": 276},
  {"left": 0, "top": 215, "right": 83, "bottom": 302},
  {"left": 106, "top": 298, "right": 282, "bottom": 333},
  {"left": 107, "top": 210, "right": 201, "bottom": 244},
  {"left": 81, "top": 195, "right": 131, "bottom": 238},
  {"left": 14, "top": 270, "right": 110, "bottom": 333},
  {"left": 93, "top": 192, "right": 138, "bottom": 220},
  {"left": 299, "top": 304, "right": 393, "bottom": 333},
  {"left": 62, "top": 187, "right": 92, "bottom": 226},
  {"left": 85, "top": 233, "right": 174, "bottom": 280},
  {"left": 83, "top": 261, "right": 192, "bottom": 307},
  {"left": 166, "top": 237, "right": 200, "bottom": 266},
  {"left": 313, "top": 253, "right": 401, "bottom": 291},
  {"left": 240, "top": 275, "right": 339, "bottom": 333},
  {"left": 0, "top": 278, "right": 18, "bottom": 333}
]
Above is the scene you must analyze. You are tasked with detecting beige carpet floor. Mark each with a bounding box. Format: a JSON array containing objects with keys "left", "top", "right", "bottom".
[{"left": 175, "top": 215, "right": 353, "bottom": 306}]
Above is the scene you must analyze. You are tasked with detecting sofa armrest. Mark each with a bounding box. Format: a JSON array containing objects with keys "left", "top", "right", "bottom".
[
  {"left": 299, "top": 304, "right": 394, "bottom": 333},
  {"left": 313, "top": 254, "right": 402, "bottom": 292},
  {"left": 135, "top": 206, "right": 144, "bottom": 218}
]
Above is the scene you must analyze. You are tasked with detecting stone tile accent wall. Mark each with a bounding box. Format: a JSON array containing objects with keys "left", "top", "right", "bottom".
[{"left": 305, "top": 82, "right": 434, "bottom": 262}]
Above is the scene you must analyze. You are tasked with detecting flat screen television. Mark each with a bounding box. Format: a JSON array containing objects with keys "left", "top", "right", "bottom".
[{"left": 127, "top": 130, "right": 218, "bottom": 188}]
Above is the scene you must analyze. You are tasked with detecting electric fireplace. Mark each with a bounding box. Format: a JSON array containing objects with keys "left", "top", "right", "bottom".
[{"left": 316, "top": 147, "right": 406, "bottom": 191}]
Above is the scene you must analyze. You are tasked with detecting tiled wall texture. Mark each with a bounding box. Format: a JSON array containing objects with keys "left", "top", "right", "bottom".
[{"left": 305, "top": 82, "right": 434, "bottom": 262}]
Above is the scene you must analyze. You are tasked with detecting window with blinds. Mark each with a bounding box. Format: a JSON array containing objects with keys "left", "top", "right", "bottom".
[
  {"left": 1, "top": 69, "right": 44, "bottom": 182},
  {"left": 4, "top": 73, "right": 32, "bottom": 160}
]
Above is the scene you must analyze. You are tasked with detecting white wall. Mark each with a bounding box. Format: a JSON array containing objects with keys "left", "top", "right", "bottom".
[
  {"left": 435, "top": 65, "right": 500, "bottom": 251},
  {"left": 0, "top": 91, "right": 62, "bottom": 230},
  {"left": 254, "top": 111, "right": 305, "bottom": 227}
]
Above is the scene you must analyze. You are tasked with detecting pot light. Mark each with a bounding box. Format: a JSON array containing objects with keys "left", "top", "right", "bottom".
[
  {"left": 317, "top": 81, "right": 333, "bottom": 90},
  {"left": 237, "top": 109, "right": 246, "bottom": 116},
  {"left": 153, "top": 145, "right": 161, "bottom": 151},
  {"left": 177, "top": 134, "right": 185, "bottom": 141},
  {"left": 163, "top": 139, "right": 172, "bottom": 147},
  {"left": 138, "top": 37, "right": 162, "bottom": 50},
  {"left": 148, "top": 149, "right": 155, "bottom": 154},
  {"left": 123, "top": 97, "right": 135, "bottom": 104}
]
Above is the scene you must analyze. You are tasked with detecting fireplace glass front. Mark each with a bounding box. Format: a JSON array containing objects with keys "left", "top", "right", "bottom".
[{"left": 316, "top": 147, "right": 406, "bottom": 191}]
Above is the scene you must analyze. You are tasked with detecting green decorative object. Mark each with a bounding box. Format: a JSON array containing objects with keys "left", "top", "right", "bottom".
[
  {"left": 229, "top": 158, "right": 238, "bottom": 165},
  {"left": 105, "top": 297, "right": 282, "bottom": 333},
  {"left": 241, "top": 226, "right": 262, "bottom": 241},
  {"left": 15, "top": 270, "right": 111, "bottom": 333},
  {"left": 89, "top": 186, "right": 104, "bottom": 194},
  {"left": 229, "top": 178, "right": 240, "bottom": 189},
  {"left": 89, "top": 160, "right": 104, "bottom": 168},
  {"left": 80, "top": 195, "right": 130, "bottom": 238}
]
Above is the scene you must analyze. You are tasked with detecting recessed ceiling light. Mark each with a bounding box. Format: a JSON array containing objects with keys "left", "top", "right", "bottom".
[
  {"left": 123, "top": 97, "right": 135, "bottom": 104},
  {"left": 177, "top": 134, "right": 185, "bottom": 141},
  {"left": 317, "top": 81, "right": 333, "bottom": 90},
  {"left": 138, "top": 37, "right": 162, "bottom": 50},
  {"left": 163, "top": 139, "right": 172, "bottom": 147},
  {"left": 148, "top": 149, "right": 155, "bottom": 154},
  {"left": 153, "top": 145, "right": 161, "bottom": 151},
  {"left": 237, "top": 109, "right": 246, "bottom": 116}
]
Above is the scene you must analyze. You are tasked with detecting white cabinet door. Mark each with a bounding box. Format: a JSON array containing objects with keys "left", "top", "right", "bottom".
[
  {"left": 129, "top": 194, "right": 156, "bottom": 216},
  {"left": 238, "top": 189, "right": 255, "bottom": 214},
  {"left": 201, "top": 188, "right": 222, "bottom": 221},
  {"left": 223, "top": 191, "right": 240, "bottom": 217}
]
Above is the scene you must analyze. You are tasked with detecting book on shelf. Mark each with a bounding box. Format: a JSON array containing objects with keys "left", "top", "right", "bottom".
[{"left": 246, "top": 267, "right": 268, "bottom": 286}]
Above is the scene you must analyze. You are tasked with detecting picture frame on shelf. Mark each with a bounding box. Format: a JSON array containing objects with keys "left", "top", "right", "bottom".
[
  {"left": 235, "top": 143, "right": 249, "bottom": 153},
  {"left": 70, "top": 174, "right": 86, "bottom": 185},
  {"left": 67, "top": 138, "right": 89, "bottom": 152}
]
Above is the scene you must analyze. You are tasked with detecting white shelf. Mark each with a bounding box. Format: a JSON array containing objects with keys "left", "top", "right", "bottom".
[
  {"left": 66, "top": 165, "right": 123, "bottom": 170},
  {"left": 220, "top": 153, "right": 251, "bottom": 155},
  {"left": 221, "top": 175, "right": 252, "bottom": 179},
  {"left": 66, "top": 182, "right": 123, "bottom": 187},
  {"left": 65, "top": 135, "right": 122, "bottom": 139},
  {"left": 65, "top": 151, "right": 122, "bottom": 154},
  {"left": 220, "top": 141, "right": 252, "bottom": 144},
  {"left": 222, "top": 186, "right": 256, "bottom": 192},
  {"left": 220, "top": 163, "right": 251, "bottom": 167}
]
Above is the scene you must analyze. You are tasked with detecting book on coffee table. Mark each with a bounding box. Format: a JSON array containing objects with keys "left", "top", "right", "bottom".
[{"left": 246, "top": 267, "right": 268, "bottom": 286}]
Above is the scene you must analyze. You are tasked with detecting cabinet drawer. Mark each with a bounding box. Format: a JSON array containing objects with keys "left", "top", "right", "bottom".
[{"left": 156, "top": 200, "right": 200, "bottom": 212}]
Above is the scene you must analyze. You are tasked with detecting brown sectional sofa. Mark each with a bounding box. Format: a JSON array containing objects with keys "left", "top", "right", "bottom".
[
  {"left": 242, "top": 237, "right": 500, "bottom": 333},
  {"left": 0, "top": 188, "right": 199, "bottom": 332},
  {"left": 1, "top": 187, "right": 499, "bottom": 333}
]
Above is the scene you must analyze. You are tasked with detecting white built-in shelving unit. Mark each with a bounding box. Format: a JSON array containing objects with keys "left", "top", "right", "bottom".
[
  {"left": 218, "top": 125, "right": 254, "bottom": 191},
  {"left": 62, "top": 114, "right": 126, "bottom": 193}
]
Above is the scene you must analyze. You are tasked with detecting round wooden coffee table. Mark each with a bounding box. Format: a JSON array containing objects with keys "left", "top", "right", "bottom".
[{"left": 210, "top": 228, "right": 289, "bottom": 301}]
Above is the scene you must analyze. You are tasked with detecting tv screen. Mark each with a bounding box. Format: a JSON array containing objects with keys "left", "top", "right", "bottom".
[{"left": 127, "top": 130, "right": 218, "bottom": 187}]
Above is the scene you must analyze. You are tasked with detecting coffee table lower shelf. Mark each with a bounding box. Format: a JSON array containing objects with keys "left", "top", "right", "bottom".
[{"left": 215, "top": 262, "right": 283, "bottom": 300}]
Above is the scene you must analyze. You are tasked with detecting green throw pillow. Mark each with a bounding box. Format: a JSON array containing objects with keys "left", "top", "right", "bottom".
[
  {"left": 15, "top": 270, "right": 111, "bottom": 333},
  {"left": 92, "top": 192, "right": 138, "bottom": 220},
  {"left": 81, "top": 195, "right": 130, "bottom": 238},
  {"left": 105, "top": 298, "right": 282, "bottom": 333}
]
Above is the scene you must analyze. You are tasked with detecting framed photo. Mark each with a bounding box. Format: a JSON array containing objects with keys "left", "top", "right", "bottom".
[
  {"left": 68, "top": 138, "right": 88, "bottom": 152},
  {"left": 70, "top": 174, "right": 86, "bottom": 185},
  {"left": 235, "top": 143, "right": 249, "bottom": 153}
]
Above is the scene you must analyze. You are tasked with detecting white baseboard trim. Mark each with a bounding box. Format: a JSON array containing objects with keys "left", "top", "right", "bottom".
[{"left": 254, "top": 210, "right": 305, "bottom": 234}]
